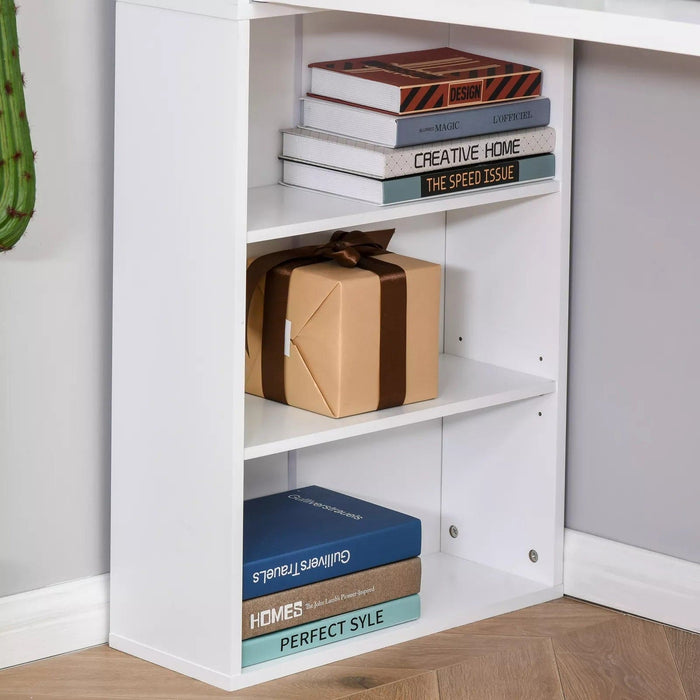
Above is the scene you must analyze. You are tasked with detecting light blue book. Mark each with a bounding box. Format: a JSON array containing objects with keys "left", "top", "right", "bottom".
[
  {"left": 282, "top": 154, "right": 555, "bottom": 206},
  {"left": 241, "top": 594, "right": 421, "bottom": 667}
]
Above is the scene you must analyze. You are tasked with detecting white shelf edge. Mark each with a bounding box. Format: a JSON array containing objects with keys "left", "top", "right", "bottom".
[
  {"left": 253, "top": 0, "right": 700, "bottom": 57},
  {"left": 117, "top": 0, "right": 319, "bottom": 20},
  {"left": 247, "top": 179, "right": 560, "bottom": 242},
  {"left": 244, "top": 355, "right": 555, "bottom": 460},
  {"left": 233, "top": 552, "right": 562, "bottom": 690}
]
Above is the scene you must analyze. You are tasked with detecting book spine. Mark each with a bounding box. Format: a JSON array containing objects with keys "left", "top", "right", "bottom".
[
  {"left": 385, "top": 127, "right": 554, "bottom": 178},
  {"left": 241, "top": 594, "right": 421, "bottom": 667},
  {"left": 398, "top": 70, "right": 541, "bottom": 114},
  {"left": 243, "top": 520, "right": 421, "bottom": 600},
  {"left": 395, "top": 98, "right": 551, "bottom": 147},
  {"left": 382, "top": 154, "right": 555, "bottom": 204},
  {"left": 242, "top": 557, "right": 421, "bottom": 640}
]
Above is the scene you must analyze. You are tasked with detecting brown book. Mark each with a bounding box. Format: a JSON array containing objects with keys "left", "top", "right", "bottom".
[{"left": 242, "top": 557, "right": 421, "bottom": 640}]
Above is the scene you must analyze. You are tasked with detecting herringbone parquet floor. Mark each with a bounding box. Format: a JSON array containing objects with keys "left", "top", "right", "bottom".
[{"left": 0, "top": 597, "right": 697, "bottom": 699}]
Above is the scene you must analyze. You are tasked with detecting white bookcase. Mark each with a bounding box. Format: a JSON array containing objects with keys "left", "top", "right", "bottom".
[{"left": 110, "top": 0, "right": 697, "bottom": 691}]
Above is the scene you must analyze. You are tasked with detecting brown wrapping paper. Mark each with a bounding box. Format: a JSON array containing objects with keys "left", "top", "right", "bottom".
[{"left": 245, "top": 245, "right": 440, "bottom": 418}]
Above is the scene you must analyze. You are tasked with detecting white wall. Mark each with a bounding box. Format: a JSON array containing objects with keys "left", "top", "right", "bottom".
[
  {"left": 0, "top": 1, "right": 115, "bottom": 596},
  {"left": 566, "top": 42, "right": 700, "bottom": 564}
]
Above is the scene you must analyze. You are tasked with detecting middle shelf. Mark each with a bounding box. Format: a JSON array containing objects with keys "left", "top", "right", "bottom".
[
  {"left": 244, "top": 354, "right": 555, "bottom": 459},
  {"left": 247, "top": 179, "right": 561, "bottom": 242}
]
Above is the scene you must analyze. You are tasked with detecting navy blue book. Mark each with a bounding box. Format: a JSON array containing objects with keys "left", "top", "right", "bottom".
[{"left": 243, "top": 485, "right": 421, "bottom": 600}]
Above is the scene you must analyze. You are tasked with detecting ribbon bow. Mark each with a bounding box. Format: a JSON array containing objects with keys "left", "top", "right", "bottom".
[{"left": 309, "top": 230, "right": 393, "bottom": 267}]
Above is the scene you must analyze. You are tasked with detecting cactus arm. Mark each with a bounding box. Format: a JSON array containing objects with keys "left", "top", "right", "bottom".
[{"left": 0, "top": 0, "right": 35, "bottom": 251}]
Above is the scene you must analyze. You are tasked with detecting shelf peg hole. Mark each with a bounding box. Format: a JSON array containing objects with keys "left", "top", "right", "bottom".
[
  {"left": 529, "top": 549, "right": 539, "bottom": 563},
  {"left": 538, "top": 411, "right": 542, "bottom": 417},
  {"left": 538, "top": 356, "right": 543, "bottom": 362},
  {"left": 458, "top": 336, "right": 463, "bottom": 342}
]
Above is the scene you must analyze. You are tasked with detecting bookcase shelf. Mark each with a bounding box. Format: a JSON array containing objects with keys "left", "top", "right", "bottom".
[
  {"left": 245, "top": 355, "right": 555, "bottom": 459},
  {"left": 234, "top": 551, "right": 562, "bottom": 687},
  {"left": 248, "top": 180, "right": 561, "bottom": 242},
  {"left": 111, "top": 0, "right": 571, "bottom": 692}
]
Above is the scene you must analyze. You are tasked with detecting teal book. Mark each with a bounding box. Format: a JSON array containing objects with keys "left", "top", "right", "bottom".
[
  {"left": 241, "top": 594, "right": 421, "bottom": 667},
  {"left": 281, "top": 153, "right": 555, "bottom": 205}
]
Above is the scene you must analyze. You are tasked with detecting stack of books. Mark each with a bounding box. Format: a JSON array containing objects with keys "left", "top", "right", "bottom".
[
  {"left": 280, "top": 47, "right": 556, "bottom": 205},
  {"left": 241, "top": 485, "right": 422, "bottom": 667}
]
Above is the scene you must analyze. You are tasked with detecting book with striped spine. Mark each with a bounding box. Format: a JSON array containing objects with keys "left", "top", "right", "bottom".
[{"left": 309, "top": 47, "right": 542, "bottom": 115}]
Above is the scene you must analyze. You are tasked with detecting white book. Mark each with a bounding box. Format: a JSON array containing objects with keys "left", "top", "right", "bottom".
[{"left": 282, "top": 126, "right": 555, "bottom": 179}]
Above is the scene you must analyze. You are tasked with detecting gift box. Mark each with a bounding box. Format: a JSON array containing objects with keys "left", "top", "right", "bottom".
[{"left": 245, "top": 230, "right": 440, "bottom": 418}]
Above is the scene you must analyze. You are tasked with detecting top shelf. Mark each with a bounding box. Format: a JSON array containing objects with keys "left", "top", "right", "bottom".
[{"left": 254, "top": 0, "right": 700, "bottom": 57}]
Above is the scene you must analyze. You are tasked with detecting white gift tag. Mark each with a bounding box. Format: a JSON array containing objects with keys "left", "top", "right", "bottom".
[{"left": 284, "top": 319, "right": 292, "bottom": 357}]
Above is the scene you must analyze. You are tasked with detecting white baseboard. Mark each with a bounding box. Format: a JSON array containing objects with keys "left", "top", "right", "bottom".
[
  {"left": 0, "top": 574, "right": 109, "bottom": 669},
  {"left": 564, "top": 529, "right": 700, "bottom": 633}
]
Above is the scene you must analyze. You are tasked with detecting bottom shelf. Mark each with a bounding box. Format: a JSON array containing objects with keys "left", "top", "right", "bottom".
[{"left": 237, "top": 552, "right": 562, "bottom": 690}]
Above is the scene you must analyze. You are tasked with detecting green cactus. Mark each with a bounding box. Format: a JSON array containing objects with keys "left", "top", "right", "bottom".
[{"left": 0, "top": 0, "right": 35, "bottom": 251}]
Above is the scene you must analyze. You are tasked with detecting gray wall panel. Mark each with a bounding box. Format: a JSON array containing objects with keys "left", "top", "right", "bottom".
[{"left": 566, "top": 42, "right": 700, "bottom": 563}]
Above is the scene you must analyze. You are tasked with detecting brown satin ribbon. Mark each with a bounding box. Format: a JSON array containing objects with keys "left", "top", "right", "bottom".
[{"left": 247, "top": 229, "right": 408, "bottom": 411}]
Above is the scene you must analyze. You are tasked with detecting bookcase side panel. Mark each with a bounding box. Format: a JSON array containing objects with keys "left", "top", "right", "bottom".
[{"left": 111, "top": 4, "right": 248, "bottom": 685}]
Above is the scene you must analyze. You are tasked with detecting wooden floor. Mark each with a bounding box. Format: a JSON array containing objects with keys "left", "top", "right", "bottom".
[{"left": 0, "top": 597, "right": 698, "bottom": 699}]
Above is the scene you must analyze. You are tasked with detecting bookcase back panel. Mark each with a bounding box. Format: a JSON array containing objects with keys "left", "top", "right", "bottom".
[
  {"left": 244, "top": 454, "right": 289, "bottom": 499},
  {"left": 444, "top": 196, "right": 565, "bottom": 379},
  {"left": 293, "top": 420, "right": 443, "bottom": 556},
  {"left": 248, "top": 15, "right": 297, "bottom": 189},
  {"left": 440, "top": 394, "right": 560, "bottom": 585}
]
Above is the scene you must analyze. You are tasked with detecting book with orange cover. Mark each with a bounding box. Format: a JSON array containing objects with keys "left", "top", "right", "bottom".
[{"left": 309, "top": 47, "right": 542, "bottom": 115}]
